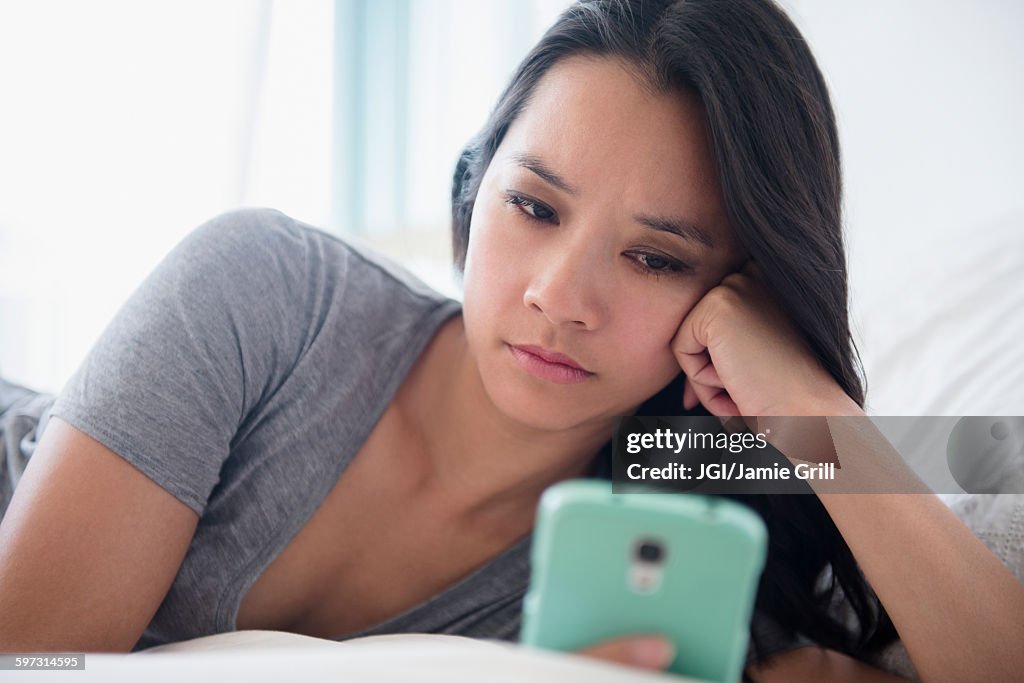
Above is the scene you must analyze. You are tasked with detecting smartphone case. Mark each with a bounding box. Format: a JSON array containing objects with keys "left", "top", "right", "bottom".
[{"left": 521, "top": 480, "right": 767, "bottom": 683}]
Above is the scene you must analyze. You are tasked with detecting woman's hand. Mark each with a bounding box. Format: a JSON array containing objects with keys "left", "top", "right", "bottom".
[
  {"left": 575, "top": 634, "right": 676, "bottom": 672},
  {"left": 673, "top": 261, "right": 861, "bottom": 418},
  {"left": 575, "top": 636, "right": 914, "bottom": 682}
]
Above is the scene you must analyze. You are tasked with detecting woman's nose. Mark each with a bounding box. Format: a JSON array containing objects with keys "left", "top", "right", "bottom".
[{"left": 522, "top": 241, "right": 606, "bottom": 330}]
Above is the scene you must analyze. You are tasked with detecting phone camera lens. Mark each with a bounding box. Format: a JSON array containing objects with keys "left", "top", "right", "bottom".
[{"left": 637, "top": 541, "right": 663, "bottom": 563}]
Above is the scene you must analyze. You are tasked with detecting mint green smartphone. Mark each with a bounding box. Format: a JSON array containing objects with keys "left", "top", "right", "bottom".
[{"left": 521, "top": 480, "right": 767, "bottom": 683}]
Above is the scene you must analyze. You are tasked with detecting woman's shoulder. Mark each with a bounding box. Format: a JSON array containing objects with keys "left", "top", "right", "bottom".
[
  {"left": 192, "top": 207, "right": 455, "bottom": 306},
  {"left": 183, "top": 207, "right": 305, "bottom": 252}
]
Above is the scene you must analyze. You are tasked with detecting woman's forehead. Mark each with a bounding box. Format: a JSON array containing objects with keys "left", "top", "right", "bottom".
[
  {"left": 507, "top": 57, "right": 705, "bottom": 158},
  {"left": 494, "top": 55, "right": 731, "bottom": 242}
]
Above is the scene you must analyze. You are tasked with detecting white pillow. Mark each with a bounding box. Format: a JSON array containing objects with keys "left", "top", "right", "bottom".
[{"left": 857, "top": 210, "right": 1024, "bottom": 417}]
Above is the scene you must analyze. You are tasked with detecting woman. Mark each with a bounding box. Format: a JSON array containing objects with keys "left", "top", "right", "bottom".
[{"left": 1, "top": 1, "right": 1021, "bottom": 681}]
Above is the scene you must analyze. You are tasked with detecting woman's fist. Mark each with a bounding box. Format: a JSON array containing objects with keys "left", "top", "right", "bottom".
[{"left": 673, "top": 261, "right": 859, "bottom": 418}]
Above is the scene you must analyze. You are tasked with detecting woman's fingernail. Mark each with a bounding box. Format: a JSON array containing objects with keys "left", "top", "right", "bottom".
[{"left": 628, "top": 637, "right": 676, "bottom": 668}]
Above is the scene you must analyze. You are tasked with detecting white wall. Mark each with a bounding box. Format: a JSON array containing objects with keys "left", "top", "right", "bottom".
[{"left": 0, "top": 1, "right": 334, "bottom": 393}]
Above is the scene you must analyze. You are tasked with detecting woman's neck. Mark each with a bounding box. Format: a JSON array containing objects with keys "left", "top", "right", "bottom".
[{"left": 394, "top": 313, "right": 614, "bottom": 526}]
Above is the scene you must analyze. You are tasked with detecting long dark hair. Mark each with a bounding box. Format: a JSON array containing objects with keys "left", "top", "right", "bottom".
[{"left": 451, "top": 0, "right": 896, "bottom": 664}]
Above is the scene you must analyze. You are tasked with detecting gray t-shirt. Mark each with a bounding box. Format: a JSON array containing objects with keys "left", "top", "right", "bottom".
[
  {"left": 7, "top": 208, "right": 805, "bottom": 661},
  {"left": 46, "top": 208, "right": 532, "bottom": 650}
]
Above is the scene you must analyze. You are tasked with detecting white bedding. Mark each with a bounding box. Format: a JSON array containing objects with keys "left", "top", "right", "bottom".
[{"left": 21, "top": 631, "right": 694, "bottom": 682}]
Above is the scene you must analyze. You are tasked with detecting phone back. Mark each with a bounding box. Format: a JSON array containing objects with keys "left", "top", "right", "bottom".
[{"left": 521, "top": 480, "right": 767, "bottom": 683}]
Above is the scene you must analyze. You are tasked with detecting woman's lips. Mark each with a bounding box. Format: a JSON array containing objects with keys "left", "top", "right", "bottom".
[{"left": 508, "top": 344, "right": 594, "bottom": 384}]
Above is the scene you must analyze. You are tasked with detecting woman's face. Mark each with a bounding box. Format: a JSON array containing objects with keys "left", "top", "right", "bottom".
[{"left": 463, "top": 55, "right": 745, "bottom": 431}]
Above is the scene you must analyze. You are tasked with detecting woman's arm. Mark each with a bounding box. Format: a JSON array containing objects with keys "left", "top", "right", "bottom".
[
  {"left": 749, "top": 646, "right": 910, "bottom": 682},
  {"left": 0, "top": 417, "right": 198, "bottom": 652},
  {"left": 673, "top": 265, "right": 1024, "bottom": 682},
  {"left": 809, "top": 412, "right": 1024, "bottom": 683},
  {"left": 818, "top": 491, "right": 1024, "bottom": 682}
]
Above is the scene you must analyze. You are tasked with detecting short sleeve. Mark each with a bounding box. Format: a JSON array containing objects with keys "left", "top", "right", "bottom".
[{"left": 48, "top": 208, "right": 314, "bottom": 516}]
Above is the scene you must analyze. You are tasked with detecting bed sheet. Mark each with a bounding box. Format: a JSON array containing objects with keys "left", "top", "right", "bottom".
[{"left": 18, "top": 631, "right": 698, "bottom": 683}]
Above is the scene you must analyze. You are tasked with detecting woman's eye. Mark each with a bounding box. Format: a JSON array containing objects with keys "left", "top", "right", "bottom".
[
  {"left": 641, "top": 254, "right": 672, "bottom": 270},
  {"left": 504, "top": 192, "right": 557, "bottom": 223},
  {"left": 631, "top": 252, "right": 691, "bottom": 279}
]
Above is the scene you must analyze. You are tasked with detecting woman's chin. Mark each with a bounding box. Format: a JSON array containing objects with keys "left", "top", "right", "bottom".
[
  {"left": 480, "top": 379, "right": 591, "bottom": 431},
  {"left": 482, "top": 377, "right": 634, "bottom": 434}
]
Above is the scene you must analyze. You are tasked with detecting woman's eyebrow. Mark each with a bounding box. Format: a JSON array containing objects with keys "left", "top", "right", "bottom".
[
  {"left": 636, "top": 214, "right": 716, "bottom": 250},
  {"left": 511, "top": 151, "right": 715, "bottom": 250},
  {"left": 512, "top": 153, "right": 578, "bottom": 195}
]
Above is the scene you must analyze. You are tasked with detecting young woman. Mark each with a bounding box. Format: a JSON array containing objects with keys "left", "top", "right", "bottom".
[{"left": 1, "top": 1, "right": 1021, "bottom": 681}]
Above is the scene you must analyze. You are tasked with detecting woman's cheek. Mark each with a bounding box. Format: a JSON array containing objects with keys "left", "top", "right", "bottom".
[
  {"left": 465, "top": 222, "right": 517, "bottom": 293},
  {"left": 612, "top": 297, "right": 691, "bottom": 372},
  {"left": 623, "top": 287, "right": 697, "bottom": 340}
]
